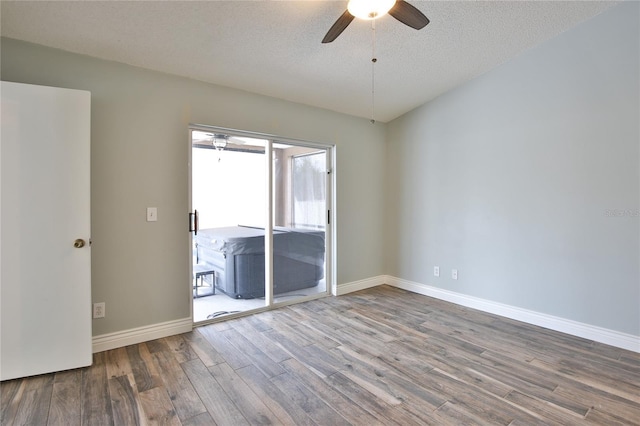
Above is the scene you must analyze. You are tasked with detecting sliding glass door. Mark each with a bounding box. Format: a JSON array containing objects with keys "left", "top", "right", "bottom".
[
  {"left": 189, "top": 127, "right": 332, "bottom": 323},
  {"left": 272, "top": 148, "right": 328, "bottom": 305}
]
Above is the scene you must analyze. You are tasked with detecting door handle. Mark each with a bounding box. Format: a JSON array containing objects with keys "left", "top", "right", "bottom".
[
  {"left": 73, "top": 239, "right": 86, "bottom": 248},
  {"left": 189, "top": 209, "right": 199, "bottom": 235}
]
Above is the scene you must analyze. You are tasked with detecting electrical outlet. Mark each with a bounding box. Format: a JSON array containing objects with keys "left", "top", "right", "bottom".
[
  {"left": 452, "top": 269, "right": 458, "bottom": 280},
  {"left": 93, "top": 302, "right": 105, "bottom": 319},
  {"left": 434, "top": 266, "right": 440, "bottom": 277}
]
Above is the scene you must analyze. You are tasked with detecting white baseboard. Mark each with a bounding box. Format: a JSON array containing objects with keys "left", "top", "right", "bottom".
[
  {"left": 337, "top": 275, "right": 386, "bottom": 295},
  {"left": 92, "top": 318, "right": 193, "bottom": 353},
  {"left": 384, "top": 276, "right": 639, "bottom": 353}
]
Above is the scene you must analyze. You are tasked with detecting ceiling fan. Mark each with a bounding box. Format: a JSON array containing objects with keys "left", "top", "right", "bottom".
[{"left": 322, "top": 0, "right": 430, "bottom": 43}]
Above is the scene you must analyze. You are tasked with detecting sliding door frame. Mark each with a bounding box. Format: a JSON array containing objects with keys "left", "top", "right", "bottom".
[{"left": 188, "top": 124, "right": 336, "bottom": 324}]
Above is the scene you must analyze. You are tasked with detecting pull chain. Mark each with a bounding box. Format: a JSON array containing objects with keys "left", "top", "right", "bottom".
[{"left": 371, "top": 19, "right": 376, "bottom": 124}]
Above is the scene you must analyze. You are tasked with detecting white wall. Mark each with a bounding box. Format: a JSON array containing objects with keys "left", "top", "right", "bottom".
[
  {"left": 386, "top": 2, "right": 639, "bottom": 336},
  {"left": 1, "top": 38, "right": 387, "bottom": 336}
]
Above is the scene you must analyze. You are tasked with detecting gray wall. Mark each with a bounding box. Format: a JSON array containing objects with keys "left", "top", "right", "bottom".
[
  {"left": 386, "top": 2, "right": 639, "bottom": 335},
  {"left": 1, "top": 38, "right": 388, "bottom": 335}
]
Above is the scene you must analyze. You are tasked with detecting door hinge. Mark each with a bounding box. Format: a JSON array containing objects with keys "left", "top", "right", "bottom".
[{"left": 327, "top": 210, "right": 331, "bottom": 225}]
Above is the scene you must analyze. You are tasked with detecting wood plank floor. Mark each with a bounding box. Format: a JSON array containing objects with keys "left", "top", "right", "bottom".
[{"left": 2, "top": 285, "right": 639, "bottom": 425}]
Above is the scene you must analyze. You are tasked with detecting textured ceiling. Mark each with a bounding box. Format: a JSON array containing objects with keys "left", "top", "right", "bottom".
[{"left": 1, "top": 1, "right": 616, "bottom": 122}]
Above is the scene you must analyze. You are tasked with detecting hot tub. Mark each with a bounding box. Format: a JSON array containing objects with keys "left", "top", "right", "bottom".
[{"left": 194, "top": 226, "right": 325, "bottom": 299}]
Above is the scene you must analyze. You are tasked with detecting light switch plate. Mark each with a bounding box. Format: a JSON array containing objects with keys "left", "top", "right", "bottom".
[
  {"left": 452, "top": 269, "right": 458, "bottom": 280},
  {"left": 147, "top": 207, "right": 158, "bottom": 222}
]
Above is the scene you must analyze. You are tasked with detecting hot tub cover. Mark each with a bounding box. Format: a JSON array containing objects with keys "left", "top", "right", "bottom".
[{"left": 197, "top": 226, "right": 325, "bottom": 266}]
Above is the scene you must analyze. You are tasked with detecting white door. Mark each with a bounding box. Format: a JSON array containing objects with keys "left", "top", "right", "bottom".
[{"left": 1, "top": 82, "right": 92, "bottom": 381}]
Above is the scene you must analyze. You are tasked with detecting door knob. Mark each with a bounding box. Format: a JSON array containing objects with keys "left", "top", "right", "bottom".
[{"left": 74, "top": 239, "right": 86, "bottom": 248}]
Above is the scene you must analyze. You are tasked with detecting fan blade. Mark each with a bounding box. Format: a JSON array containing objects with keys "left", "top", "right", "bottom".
[
  {"left": 388, "top": 0, "right": 429, "bottom": 30},
  {"left": 322, "top": 10, "right": 355, "bottom": 43}
]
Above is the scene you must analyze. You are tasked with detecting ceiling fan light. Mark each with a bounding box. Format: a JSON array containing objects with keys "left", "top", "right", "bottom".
[
  {"left": 348, "top": 0, "right": 396, "bottom": 20},
  {"left": 211, "top": 133, "right": 228, "bottom": 150}
]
